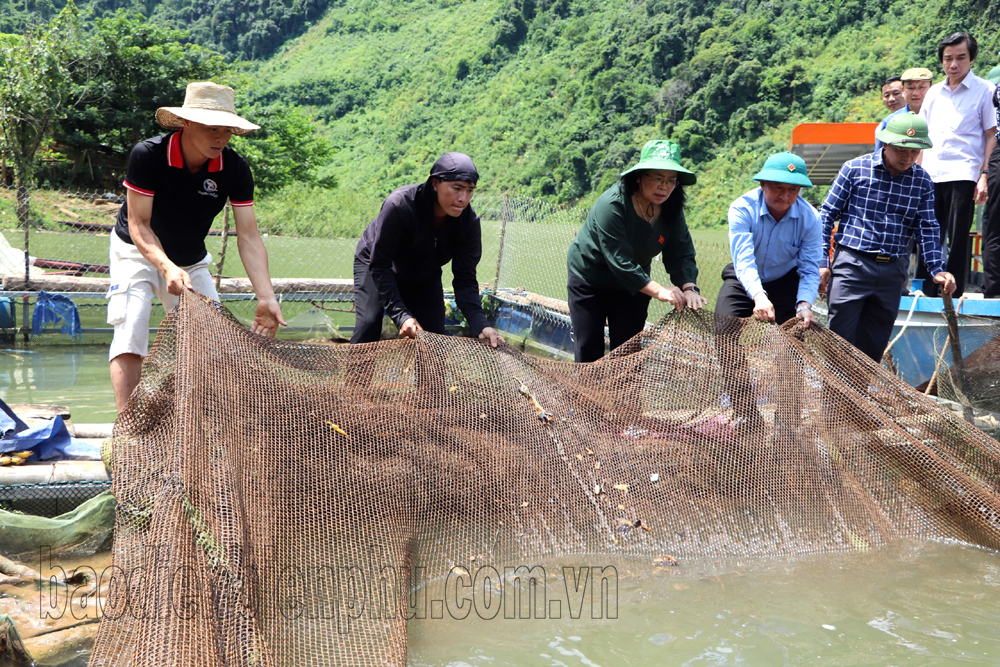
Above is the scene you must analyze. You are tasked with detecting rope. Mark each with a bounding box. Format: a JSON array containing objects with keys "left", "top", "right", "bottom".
[{"left": 882, "top": 290, "right": 924, "bottom": 357}]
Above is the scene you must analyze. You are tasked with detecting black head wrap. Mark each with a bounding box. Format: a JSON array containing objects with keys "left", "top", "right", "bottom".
[{"left": 429, "top": 152, "right": 479, "bottom": 184}]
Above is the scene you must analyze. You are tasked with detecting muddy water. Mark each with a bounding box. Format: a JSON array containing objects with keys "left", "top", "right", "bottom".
[
  {"left": 4, "top": 540, "right": 996, "bottom": 666},
  {"left": 0, "top": 550, "right": 111, "bottom": 666},
  {"left": 408, "top": 541, "right": 1000, "bottom": 666}
]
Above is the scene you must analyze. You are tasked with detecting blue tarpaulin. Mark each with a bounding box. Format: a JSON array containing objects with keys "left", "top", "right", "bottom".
[
  {"left": 0, "top": 398, "right": 99, "bottom": 460},
  {"left": 30, "top": 291, "right": 82, "bottom": 340}
]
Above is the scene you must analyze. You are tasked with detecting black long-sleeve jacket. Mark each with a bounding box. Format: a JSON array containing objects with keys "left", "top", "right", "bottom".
[{"left": 354, "top": 181, "right": 490, "bottom": 336}]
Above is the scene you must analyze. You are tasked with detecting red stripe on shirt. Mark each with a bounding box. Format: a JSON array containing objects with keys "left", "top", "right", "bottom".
[
  {"left": 230, "top": 200, "right": 254, "bottom": 207},
  {"left": 167, "top": 132, "right": 183, "bottom": 168},
  {"left": 208, "top": 152, "right": 223, "bottom": 173},
  {"left": 123, "top": 180, "right": 155, "bottom": 197}
]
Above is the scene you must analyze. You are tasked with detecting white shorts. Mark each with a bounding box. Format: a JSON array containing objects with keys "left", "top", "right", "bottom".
[{"left": 107, "top": 230, "right": 219, "bottom": 361}]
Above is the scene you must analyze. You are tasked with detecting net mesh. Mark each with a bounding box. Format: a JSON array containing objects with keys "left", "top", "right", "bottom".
[{"left": 90, "top": 291, "right": 1000, "bottom": 666}]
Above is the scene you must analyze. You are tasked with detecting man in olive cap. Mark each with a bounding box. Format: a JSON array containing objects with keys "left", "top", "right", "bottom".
[
  {"left": 108, "top": 81, "right": 285, "bottom": 412},
  {"left": 819, "top": 113, "right": 956, "bottom": 363},
  {"left": 717, "top": 151, "right": 822, "bottom": 326},
  {"left": 874, "top": 68, "right": 934, "bottom": 152}
]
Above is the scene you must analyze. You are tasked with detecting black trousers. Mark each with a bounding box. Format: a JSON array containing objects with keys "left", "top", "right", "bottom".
[
  {"left": 567, "top": 269, "right": 651, "bottom": 363},
  {"left": 984, "top": 143, "right": 1000, "bottom": 297},
  {"left": 714, "top": 263, "right": 800, "bottom": 325},
  {"left": 827, "top": 247, "right": 907, "bottom": 362},
  {"left": 917, "top": 180, "right": 976, "bottom": 297},
  {"left": 351, "top": 258, "right": 446, "bottom": 343}
]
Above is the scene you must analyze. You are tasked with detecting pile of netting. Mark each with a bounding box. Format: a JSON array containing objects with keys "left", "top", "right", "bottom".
[{"left": 90, "top": 291, "right": 1000, "bottom": 666}]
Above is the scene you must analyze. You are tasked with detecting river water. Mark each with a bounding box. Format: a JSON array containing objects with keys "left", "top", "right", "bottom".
[
  {"left": 409, "top": 541, "right": 1000, "bottom": 666},
  {"left": 0, "top": 345, "right": 117, "bottom": 423},
  {"left": 1, "top": 347, "right": 999, "bottom": 665}
]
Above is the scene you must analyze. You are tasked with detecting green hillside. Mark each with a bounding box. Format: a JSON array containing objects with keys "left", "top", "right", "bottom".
[
  {"left": 248, "top": 0, "right": 998, "bottom": 229},
  {"left": 1, "top": 0, "right": 997, "bottom": 231}
]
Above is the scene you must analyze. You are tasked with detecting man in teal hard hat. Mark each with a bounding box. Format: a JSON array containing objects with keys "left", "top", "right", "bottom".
[
  {"left": 714, "top": 152, "right": 822, "bottom": 433},
  {"left": 716, "top": 151, "right": 822, "bottom": 327},
  {"left": 819, "top": 113, "right": 956, "bottom": 363}
]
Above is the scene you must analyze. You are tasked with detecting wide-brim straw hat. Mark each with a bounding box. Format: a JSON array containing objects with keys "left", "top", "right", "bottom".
[
  {"left": 155, "top": 82, "right": 259, "bottom": 135},
  {"left": 621, "top": 140, "right": 697, "bottom": 185}
]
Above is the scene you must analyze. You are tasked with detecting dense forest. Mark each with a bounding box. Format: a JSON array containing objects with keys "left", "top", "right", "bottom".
[
  {"left": 249, "top": 0, "right": 998, "bottom": 226},
  {"left": 0, "top": 0, "right": 330, "bottom": 60},
  {"left": 1, "top": 0, "right": 998, "bottom": 230}
]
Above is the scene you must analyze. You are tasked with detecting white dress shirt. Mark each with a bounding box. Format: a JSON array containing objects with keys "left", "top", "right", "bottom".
[{"left": 919, "top": 71, "right": 997, "bottom": 183}]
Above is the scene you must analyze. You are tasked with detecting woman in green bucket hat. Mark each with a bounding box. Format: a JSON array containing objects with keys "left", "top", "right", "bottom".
[{"left": 566, "top": 140, "right": 706, "bottom": 362}]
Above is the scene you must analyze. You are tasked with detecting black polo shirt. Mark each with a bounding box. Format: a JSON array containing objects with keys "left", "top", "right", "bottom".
[{"left": 115, "top": 131, "right": 254, "bottom": 266}]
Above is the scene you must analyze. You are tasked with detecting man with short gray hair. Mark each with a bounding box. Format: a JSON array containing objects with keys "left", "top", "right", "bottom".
[{"left": 918, "top": 32, "right": 997, "bottom": 297}]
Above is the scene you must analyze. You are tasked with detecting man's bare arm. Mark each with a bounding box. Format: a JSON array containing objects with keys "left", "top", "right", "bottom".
[
  {"left": 232, "top": 204, "right": 286, "bottom": 336},
  {"left": 976, "top": 131, "right": 997, "bottom": 205}
]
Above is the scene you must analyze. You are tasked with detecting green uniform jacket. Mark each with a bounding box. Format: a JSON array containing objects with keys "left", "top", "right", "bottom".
[{"left": 567, "top": 183, "right": 698, "bottom": 294}]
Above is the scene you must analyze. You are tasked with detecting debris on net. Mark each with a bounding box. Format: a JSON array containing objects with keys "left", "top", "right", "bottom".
[{"left": 91, "top": 291, "right": 1000, "bottom": 666}]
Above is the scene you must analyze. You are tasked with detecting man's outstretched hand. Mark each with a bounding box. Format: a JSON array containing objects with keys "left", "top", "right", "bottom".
[{"left": 252, "top": 298, "right": 287, "bottom": 337}]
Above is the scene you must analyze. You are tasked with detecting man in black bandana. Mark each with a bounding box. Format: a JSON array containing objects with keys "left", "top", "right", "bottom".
[{"left": 351, "top": 152, "right": 502, "bottom": 345}]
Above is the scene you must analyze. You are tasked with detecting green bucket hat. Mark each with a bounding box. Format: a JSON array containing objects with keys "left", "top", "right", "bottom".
[
  {"left": 875, "top": 112, "right": 933, "bottom": 149},
  {"left": 621, "top": 140, "right": 697, "bottom": 185},
  {"left": 752, "top": 152, "right": 813, "bottom": 187}
]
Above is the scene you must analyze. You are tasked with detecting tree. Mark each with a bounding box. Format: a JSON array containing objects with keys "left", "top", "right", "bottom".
[
  {"left": 231, "top": 104, "right": 336, "bottom": 193},
  {"left": 54, "top": 11, "right": 227, "bottom": 186},
  {"left": 0, "top": 1, "right": 98, "bottom": 275}
]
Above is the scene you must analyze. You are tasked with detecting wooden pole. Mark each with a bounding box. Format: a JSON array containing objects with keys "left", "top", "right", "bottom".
[
  {"left": 214, "top": 200, "right": 231, "bottom": 290},
  {"left": 492, "top": 192, "right": 510, "bottom": 291},
  {"left": 18, "top": 181, "right": 29, "bottom": 290},
  {"left": 942, "top": 293, "right": 974, "bottom": 424}
]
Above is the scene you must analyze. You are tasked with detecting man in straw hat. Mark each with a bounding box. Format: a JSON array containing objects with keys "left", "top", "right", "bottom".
[
  {"left": 107, "top": 81, "right": 285, "bottom": 411},
  {"left": 819, "top": 113, "right": 956, "bottom": 363}
]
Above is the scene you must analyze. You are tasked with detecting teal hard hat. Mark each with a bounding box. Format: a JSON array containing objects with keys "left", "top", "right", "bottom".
[{"left": 752, "top": 152, "right": 813, "bottom": 187}]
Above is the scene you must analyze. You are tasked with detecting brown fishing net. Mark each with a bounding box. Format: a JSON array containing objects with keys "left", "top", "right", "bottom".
[{"left": 90, "top": 291, "right": 1000, "bottom": 666}]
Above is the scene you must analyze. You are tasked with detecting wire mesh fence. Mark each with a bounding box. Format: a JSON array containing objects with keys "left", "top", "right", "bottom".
[{"left": 0, "top": 184, "right": 734, "bottom": 345}]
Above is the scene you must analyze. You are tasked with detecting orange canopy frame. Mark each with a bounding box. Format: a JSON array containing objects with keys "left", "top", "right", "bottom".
[{"left": 789, "top": 122, "right": 879, "bottom": 186}]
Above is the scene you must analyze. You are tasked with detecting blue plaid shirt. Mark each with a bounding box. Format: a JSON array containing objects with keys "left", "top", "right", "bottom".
[{"left": 820, "top": 150, "right": 946, "bottom": 276}]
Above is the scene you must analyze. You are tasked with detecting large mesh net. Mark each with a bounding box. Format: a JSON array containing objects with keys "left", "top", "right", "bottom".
[{"left": 90, "top": 291, "right": 1000, "bottom": 666}]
